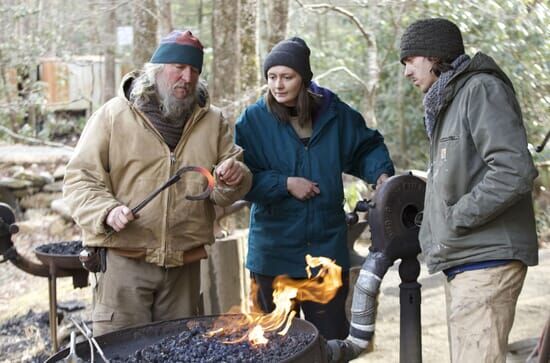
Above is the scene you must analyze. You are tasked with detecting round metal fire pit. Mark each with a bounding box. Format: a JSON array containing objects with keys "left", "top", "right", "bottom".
[
  {"left": 46, "top": 315, "right": 328, "bottom": 363},
  {"left": 35, "top": 240, "right": 83, "bottom": 270},
  {"left": 33, "top": 240, "right": 88, "bottom": 353}
]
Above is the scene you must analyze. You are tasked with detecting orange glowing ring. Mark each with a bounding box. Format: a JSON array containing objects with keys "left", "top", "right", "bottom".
[{"left": 175, "top": 166, "right": 215, "bottom": 200}]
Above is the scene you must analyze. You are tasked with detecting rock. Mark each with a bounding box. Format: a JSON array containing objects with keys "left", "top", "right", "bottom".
[
  {"left": 43, "top": 180, "right": 63, "bottom": 192},
  {"left": 7, "top": 165, "right": 25, "bottom": 175},
  {"left": 20, "top": 192, "right": 62, "bottom": 210},
  {"left": 0, "top": 144, "right": 73, "bottom": 164},
  {"left": 0, "top": 177, "right": 33, "bottom": 189},
  {"left": 51, "top": 198, "right": 72, "bottom": 220},
  {"left": 53, "top": 165, "right": 66, "bottom": 180},
  {"left": 12, "top": 187, "right": 40, "bottom": 198},
  {"left": 48, "top": 216, "right": 73, "bottom": 236},
  {"left": 12, "top": 170, "right": 52, "bottom": 188}
]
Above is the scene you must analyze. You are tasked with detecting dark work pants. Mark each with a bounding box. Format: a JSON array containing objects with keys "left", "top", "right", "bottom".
[{"left": 250, "top": 271, "right": 350, "bottom": 340}]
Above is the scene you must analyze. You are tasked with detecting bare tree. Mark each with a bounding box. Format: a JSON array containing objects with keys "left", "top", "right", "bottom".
[
  {"left": 239, "top": 0, "right": 258, "bottom": 92},
  {"left": 157, "top": 0, "right": 173, "bottom": 37},
  {"left": 211, "top": 0, "right": 240, "bottom": 105},
  {"left": 258, "top": 0, "right": 269, "bottom": 66},
  {"left": 266, "top": 0, "right": 288, "bottom": 51},
  {"left": 103, "top": 0, "right": 117, "bottom": 102},
  {"left": 296, "top": 1, "right": 379, "bottom": 126},
  {"left": 132, "top": 0, "right": 158, "bottom": 69}
]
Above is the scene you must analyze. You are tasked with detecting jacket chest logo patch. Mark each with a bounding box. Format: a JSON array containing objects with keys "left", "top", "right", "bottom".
[{"left": 440, "top": 148, "right": 447, "bottom": 160}]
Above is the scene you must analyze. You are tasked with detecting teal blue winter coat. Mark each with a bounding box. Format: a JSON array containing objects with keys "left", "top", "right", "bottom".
[{"left": 235, "top": 84, "right": 394, "bottom": 277}]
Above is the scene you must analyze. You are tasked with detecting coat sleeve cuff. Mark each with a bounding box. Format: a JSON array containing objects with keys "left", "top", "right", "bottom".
[{"left": 277, "top": 174, "right": 289, "bottom": 197}]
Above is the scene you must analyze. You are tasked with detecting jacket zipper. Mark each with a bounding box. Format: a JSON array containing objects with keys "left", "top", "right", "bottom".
[
  {"left": 304, "top": 143, "right": 312, "bottom": 246},
  {"left": 162, "top": 151, "right": 177, "bottom": 265}
]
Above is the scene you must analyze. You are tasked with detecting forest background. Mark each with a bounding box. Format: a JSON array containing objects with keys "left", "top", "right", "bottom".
[
  {"left": 0, "top": 0, "right": 548, "bottom": 236},
  {"left": 0, "top": 1, "right": 548, "bottom": 362}
]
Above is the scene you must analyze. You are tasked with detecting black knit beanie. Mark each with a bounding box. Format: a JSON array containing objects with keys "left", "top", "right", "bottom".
[
  {"left": 263, "top": 37, "right": 313, "bottom": 83},
  {"left": 400, "top": 18, "right": 464, "bottom": 64}
]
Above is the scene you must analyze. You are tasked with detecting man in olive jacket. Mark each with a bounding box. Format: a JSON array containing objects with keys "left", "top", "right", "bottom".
[
  {"left": 400, "top": 18, "right": 538, "bottom": 362},
  {"left": 63, "top": 30, "right": 252, "bottom": 336}
]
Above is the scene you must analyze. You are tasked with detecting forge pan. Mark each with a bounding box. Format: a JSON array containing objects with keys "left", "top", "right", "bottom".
[{"left": 46, "top": 314, "right": 328, "bottom": 363}]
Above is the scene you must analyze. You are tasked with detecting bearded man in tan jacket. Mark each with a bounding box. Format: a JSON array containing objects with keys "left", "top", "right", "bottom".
[{"left": 63, "top": 30, "right": 252, "bottom": 336}]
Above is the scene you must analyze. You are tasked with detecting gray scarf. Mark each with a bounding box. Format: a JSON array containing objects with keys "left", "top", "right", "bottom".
[{"left": 423, "top": 54, "right": 471, "bottom": 140}]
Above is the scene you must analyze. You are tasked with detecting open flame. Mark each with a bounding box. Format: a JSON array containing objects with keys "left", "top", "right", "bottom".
[{"left": 205, "top": 254, "right": 342, "bottom": 346}]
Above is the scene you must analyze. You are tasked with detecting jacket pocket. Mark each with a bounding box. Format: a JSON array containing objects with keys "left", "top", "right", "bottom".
[
  {"left": 444, "top": 204, "right": 470, "bottom": 236},
  {"left": 250, "top": 204, "right": 306, "bottom": 249},
  {"left": 433, "top": 136, "right": 462, "bottom": 206},
  {"left": 131, "top": 177, "right": 165, "bottom": 226},
  {"left": 170, "top": 180, "right": 215, "bottom": 241}
]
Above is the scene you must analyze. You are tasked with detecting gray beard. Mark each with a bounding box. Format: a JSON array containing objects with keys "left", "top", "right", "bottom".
[{"left": 157, "top": 81, "right": 197, "bottom": 125}]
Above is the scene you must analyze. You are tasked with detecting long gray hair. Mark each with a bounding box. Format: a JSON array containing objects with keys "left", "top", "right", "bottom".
[
  {"left": 130, "top": 63, "right": 197, "bottom": 123},
  {"left": 129, "top": 63, "right": 163, "bottom": 108}
]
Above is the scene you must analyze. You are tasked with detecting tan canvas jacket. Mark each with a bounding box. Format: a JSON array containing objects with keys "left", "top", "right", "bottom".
[{"left": 63, "top": 73, "right": 252, "bottom": 267}]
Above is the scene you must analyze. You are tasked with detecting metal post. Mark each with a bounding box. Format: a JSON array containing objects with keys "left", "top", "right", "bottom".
[
  {"left": 48, "top": 266, "right": 59, "bottom": 352},
  {"left": 399, "top": 257, "right": 422, "bottom": 363}
]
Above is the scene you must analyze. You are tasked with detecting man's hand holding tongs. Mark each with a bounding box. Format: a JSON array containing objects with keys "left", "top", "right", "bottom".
[
  {"left": 106, "top": 205, "right": 135, "bottom": 232},
  {"left": 104, "top": 165, "right": 215, "bottom": 233}
]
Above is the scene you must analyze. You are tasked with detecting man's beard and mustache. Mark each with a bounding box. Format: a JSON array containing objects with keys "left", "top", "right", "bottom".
[{"left": 156, "top": 76, "right": 197, "bottom": 124}]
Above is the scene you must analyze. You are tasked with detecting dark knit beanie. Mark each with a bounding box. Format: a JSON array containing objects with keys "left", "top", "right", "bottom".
[
  {"left": 263, "top": 37, "right": 313, "bottom": 83},
  {"left": 400, "top": 18, "right": 464, "bottom": 64},
  {"left": 150, "top": 30, "right": 204, "bottom": 73}
]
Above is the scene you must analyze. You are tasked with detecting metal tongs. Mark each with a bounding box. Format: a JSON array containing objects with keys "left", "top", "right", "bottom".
[
  {"left": 70, "top": 318, "right": 109, "bottom": 363},
  {"left": 131, "top": 165, "right": 215, "bottom": 216}
]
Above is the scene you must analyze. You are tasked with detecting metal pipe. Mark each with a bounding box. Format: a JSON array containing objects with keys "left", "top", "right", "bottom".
[{"left": 327, "top": 251, "right": 393, "bottom": 362}]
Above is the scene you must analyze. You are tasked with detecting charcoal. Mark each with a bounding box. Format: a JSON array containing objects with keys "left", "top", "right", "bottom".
[
  {"left": 111, "top": 321, "right": 315, "bottom": 363},
  {"left": 35, "top": 240, "right": 83, "bottom": 255}
]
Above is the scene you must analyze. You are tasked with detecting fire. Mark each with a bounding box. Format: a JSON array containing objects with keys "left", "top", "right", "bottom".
[{"left": 205, "top": 254, "right": 342, "bottom": 346}]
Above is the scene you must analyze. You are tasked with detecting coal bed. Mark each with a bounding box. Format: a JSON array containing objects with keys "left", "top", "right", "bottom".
[
  {"left": 46, "top": 315, "right": 328, "bottom": 363},
  {"left": 35, "top": 240, "right": 83, "bottom": 255},
  {"left": 111, "top": 321, "right": 315, "bottom": 363}
]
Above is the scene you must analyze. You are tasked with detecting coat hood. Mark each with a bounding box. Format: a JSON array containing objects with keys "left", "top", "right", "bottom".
[{"left": 449, "top": 52, "right": 516, "bottom": 96}]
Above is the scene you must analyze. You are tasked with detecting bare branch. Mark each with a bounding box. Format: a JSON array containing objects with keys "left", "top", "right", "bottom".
[
  {"left": 295, "top": 0, "right": 374, "bottom": 47},
  {"left": 0, "top": 125, "right": 74, "bottom": 150},
  {"left": 314, "top": 66, "right": 367, "bottom": 89}
]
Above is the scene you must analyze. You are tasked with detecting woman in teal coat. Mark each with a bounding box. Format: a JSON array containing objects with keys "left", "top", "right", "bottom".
[{"left": 234, "top": 37, "right": 394, "bottom": 339}]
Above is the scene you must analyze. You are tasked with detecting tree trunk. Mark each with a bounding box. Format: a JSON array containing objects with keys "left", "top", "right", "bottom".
[
  {"left": 132, "top": 0, "right": 158, "bottom": 69},
  {"left": 266, "top": 0, "right": 288, "bottom": 51},
  {"left": 210, "top": 0, "right": 239, "bottom": 105},
  {"left": 239, "top": 0, "right": 258, "bottom": 92},
  {"left": 198, "top": 0, "right": 204, "bottom": 36},
  {"left": 363, "top": 3, "right": 380, "bottom": 128},
  {"left": 258, "top": 0, "right": 269, "bottom": 68},
  {"left": 157, "top": 0, "right": 172, "bottom": 37},
  {"left": 103, "top": 0, "right": 117, "bottom": 102}
]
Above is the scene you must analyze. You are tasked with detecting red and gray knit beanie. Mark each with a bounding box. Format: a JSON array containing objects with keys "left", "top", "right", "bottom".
[
  {"left": 400, "top": 18, "right": 464, "bottom": 64},
  {"left": 263, "top": 37, "right": 313, "bottom": 83},
  {"left": 150, "top": 30, "right": 204, "bottom": 73}
]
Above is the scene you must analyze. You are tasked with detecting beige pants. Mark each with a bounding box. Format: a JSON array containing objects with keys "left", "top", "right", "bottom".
[
  {"left": 92, "top": 249, "right": 201, "bottom": 336},
  {"left": 444, "top": 261, "right": 527, "bottom": 363}
]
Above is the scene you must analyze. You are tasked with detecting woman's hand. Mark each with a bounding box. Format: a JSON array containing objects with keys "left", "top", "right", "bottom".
[
  {"left": 215, "top": 157, "right": 244, "bottom": 186},
  {"left": 287, "top": 177, "right": 320, "bottom": 201}
]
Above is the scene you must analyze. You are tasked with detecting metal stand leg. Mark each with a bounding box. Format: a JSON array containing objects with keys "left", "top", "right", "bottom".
[
  {"left": 48, "top": 271, "right": 59, "bottom": 352},
  {"left": 399, "top": 257, "right": 422, "bottom": 363}
]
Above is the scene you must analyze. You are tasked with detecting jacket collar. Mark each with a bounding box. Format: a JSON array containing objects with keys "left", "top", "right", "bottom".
[{"left": 257, "top": 82, "right": 339, "bottom": 135}]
